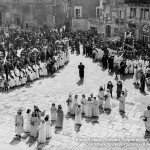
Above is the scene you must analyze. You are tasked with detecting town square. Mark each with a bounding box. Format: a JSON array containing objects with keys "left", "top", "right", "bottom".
[{"left": 0, "top": 0, "right": 150, "bottom": 150}]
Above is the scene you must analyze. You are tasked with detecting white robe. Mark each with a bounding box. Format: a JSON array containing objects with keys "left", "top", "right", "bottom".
[
  {"left": 8, "top": 75, "right": 15, "bottom": 88},
  {"left": 14, "top": 69, "right": 21, "bottom": 86},
  {"left": 129, "top": 61, "right": 134, "bottom": 74},
  {"left": 43, "top": 63, "right": 48, "bottom": 76},
  {"left": 35, "top": 65, "right": 39, "bottom": 79},
  {"left": 81, "top": 98, "right": 86, "bottom": 114},
  {"left": 92, "top": 99, "right": 99, "bottom": 117},
  {"left": 1, "top": 79, "right": 5, "bottom": 88},
  {"left": 98, "top": 91, "right": 104, "bottom": 107},
  {"left": 38, "top": 123, "right": 46, "bottom": 144},
  {"left": 51, "top": 106, "right": 57, "bottom": 121},
  {"left": 75, "top": 107, "right": 82, "bottom": 125},
  {"left": 15, "top": 115, "right": 24, "bottom": 134},
  {"left": 10, "top": 71, "right": 16, "bottom": 86},
  {"left": 104, "top": 93, "right": 111, "bottom": 109},
  {"left": 45, "top": 121, "right": 51, "bottom": 139},
  {"left": 85, "top": 101, "right": 92, "bottom": 118},
  {"left": 28, "top": 66, "right": 33, "bottom": 81},
  {"left": 32, "top": 65, "right": 37, "bottom": 80},
  {"left": 39, "top": 63, "right": 44, "bottom": 76},
  {"left": 125, "top": 60, "right": 130, "bottom": 74},
  {"left": 25, "top": 113, "right": 30, "bottom": 133},
  {"left": 20, "top": 71, "right": 26, "bottom": 85}
]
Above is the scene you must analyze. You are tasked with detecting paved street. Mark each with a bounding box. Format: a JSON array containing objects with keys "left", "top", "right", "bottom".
[{"left": 0, "top": 49, "right": 150, "bottom": 150}]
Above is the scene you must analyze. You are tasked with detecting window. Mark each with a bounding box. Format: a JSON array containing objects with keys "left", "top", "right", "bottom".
[
  {"left": 74, "top": 6, "right": 82, "bottom": 18},
  {"left": 130, "top": 8, "right": 136, "bottom": 18},
  {"left": 141, "top": 9, "right": 144, "bottom": 19},
  {"left": 96, "top": 7, "right": 100, "bottom": 18},
  {"left": 144, "top": 9, "right": 149, "bottom": 19},
  {"left": 141, "top": 9, "right": 149, "bottom": 19},
  {"left": 143, "top": 35, "right": 149, "bottom": 43},
  {"left": 119, "top": 11, "right": 124, "bottom": 19},
  {"left": 106, "top": 13, "right": 109, "bottom": 20},
  {"left": 133, "top": 8, "right": 136, "bottom": 18}
]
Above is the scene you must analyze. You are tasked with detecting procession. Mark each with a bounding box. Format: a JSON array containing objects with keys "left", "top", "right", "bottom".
[
  {"left": 1, "top": 26, "right": 150, "bottom": 142},
  {"left": 0, "top": 28, "right": 70, "bottom": 91},
  {"left": 15, "top": 81, "right": 127, "bottom": 144}
]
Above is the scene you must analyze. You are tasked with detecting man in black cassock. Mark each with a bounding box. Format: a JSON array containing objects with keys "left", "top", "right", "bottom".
[
  {"left": 120, "top": 60, "right": 126, "bottom": 77},
  {"left": 108, "top": 56, "right": 114, "bottom": 72},
  {"left": 4, "top": 62, "right": 9, "bottom": 81},
  {"left": 78, "top": 62, "right": 85, "bottom": 80},
  {"left": 140, "top": 72, "right": 146, "bottom": 93}
]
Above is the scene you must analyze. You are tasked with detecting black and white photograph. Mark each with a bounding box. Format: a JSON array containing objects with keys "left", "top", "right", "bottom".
[{"left": 0, "top": 0, "right": 150, "bottom": 150}]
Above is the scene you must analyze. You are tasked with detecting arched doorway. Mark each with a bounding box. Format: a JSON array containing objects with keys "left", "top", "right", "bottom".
[
  {"left": 0, "top": 12, "right": 2, "bottom": 25},
  {"left": 105, "top": 25, "right": 111, "bottom": 38}
]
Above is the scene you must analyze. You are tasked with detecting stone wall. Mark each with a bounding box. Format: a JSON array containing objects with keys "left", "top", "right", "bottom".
[
  {"left": 0, "top": 0, "right": 53, "bottom": 28},
  {"left": 73, "top": 0, "right": 99, "bottom": 18}
]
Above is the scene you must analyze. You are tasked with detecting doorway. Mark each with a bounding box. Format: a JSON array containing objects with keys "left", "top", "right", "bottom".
[{"left": 106, "top": 25, "right": 111, "bottom": 38}]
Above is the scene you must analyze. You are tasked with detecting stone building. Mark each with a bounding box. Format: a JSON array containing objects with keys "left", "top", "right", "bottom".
[
  {"left": 125, "top": 0, "right": 150, "bottom": 45},
  {"left": 0, "top": 0, "right": 53, "bottom": 28},
  {"left": 52, "top": 0, "right": 70, "bottom": 28},
  {"left": 71, "top": 0, "right": 126, "bottom": 38}
]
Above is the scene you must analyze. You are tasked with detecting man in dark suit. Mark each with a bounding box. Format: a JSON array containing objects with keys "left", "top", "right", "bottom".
[
  {"left": 78, "top": 62, "right": 85, "bottom": 80},
  {"left": 140, "top": 72, "right": 146, "bottom": 93}
]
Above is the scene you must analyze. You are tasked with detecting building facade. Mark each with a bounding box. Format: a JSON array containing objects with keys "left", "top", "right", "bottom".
[
  {"left": 0, "top": 0, "right": 53, "bottom": 28},
  {"left": 71, "top": 0, "right": 126, "bottom": 38},
  {"left": 125, "top": 0, "right": 150, "bottom": 44},
  {"left": 52, "top": 0, "right": 70, "bottom": 28}
]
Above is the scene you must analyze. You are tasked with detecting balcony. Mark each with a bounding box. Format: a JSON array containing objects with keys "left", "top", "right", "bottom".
[
  {"left": 125, "top": 0, "right": 150, "bottom": 4},
  {"left": 116, "top": 18, "right": 126, "bottom": 25}
]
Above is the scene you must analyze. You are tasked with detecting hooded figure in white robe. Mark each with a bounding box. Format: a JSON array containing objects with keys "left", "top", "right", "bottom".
[
  {"left": 35, "top": 64, "right": 39, "bottom": 79},
  {"left": 8, "top": 73, "right": 15, "bottom": 88},
  {"left": 20, "top": 69, "right": 26, "bottom": 85},
  {"left": 75, "top": 105, "right": 82, "bottom": 125},
  {"left": 38, "top": 121, "right": 46, "bottom": 144},
  {"left": 14, "top": 67, "right": 21, "bottom": 86}
]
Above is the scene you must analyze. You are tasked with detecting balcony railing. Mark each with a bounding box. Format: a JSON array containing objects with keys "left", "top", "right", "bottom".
[{"left": 125, "top": 0, "right": 150, "bottom": 4}]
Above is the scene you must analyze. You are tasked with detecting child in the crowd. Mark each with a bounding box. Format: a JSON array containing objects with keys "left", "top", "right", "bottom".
[{"left": 50, "top": 103, "right": 57, "bottom": 122}]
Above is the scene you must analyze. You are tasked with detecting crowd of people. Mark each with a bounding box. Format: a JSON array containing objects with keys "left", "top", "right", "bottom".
[
  {"left": 69, "top": 30, "right": 150, "bottom": 92},
  {"left": 15, "top": 104, "right": 64, "bottom": 144},
  {"left": 15, "top": 79, "right": 127, "bottom": 144},
  {"left": 0, "top": 28, "right": 70, "bottom": 91},
  {"left": 1, "top": 27, "right": 150, "bottom": 140}
]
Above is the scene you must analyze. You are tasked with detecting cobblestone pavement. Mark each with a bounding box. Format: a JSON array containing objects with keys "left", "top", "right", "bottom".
[{"left": 0, "top": 49, "right": 150, "bottom": 150}]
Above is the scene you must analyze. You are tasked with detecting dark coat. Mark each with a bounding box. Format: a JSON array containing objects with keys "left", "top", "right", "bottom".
[{"left": 78, "top": 64, "right": 85, "bottom": 78}]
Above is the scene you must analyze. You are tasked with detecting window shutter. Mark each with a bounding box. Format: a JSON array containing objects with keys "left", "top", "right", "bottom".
[
  {"left": 80, "top": 7, "right": 82, "bottom": 17},
  {"left": 78, "top": 9, "right": 80, "bottom": 17}
]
